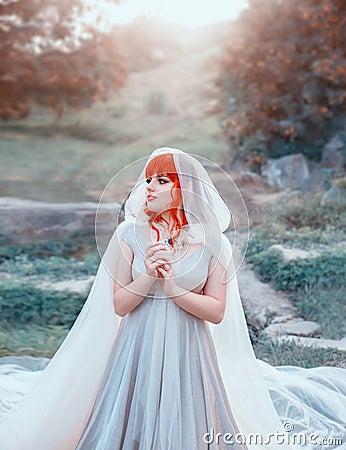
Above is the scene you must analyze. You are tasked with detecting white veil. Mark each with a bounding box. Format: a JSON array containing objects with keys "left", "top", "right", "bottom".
[
  {"left": 115, "top": 147, "right": 290, "bottom": 448},
  {"left": 0, "top": 147, "right": 345, "bottom": 450}
]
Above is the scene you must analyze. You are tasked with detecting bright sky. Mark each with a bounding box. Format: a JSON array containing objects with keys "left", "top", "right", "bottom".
[{"left": 90, "top": 0, "right": 248, "bottom": 28}]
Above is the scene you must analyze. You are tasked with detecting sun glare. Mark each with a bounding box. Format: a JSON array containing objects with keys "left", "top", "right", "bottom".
[{"left": 85, "top": 0, "right": 248, "bottom": 29}]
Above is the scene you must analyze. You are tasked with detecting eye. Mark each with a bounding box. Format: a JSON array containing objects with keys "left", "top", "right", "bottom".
[
  {"left": 158, "top": 178, "right": 168, "bottom": 184},
  {"left": 145, "top": 178, "right": 152, "bottom": 184}
]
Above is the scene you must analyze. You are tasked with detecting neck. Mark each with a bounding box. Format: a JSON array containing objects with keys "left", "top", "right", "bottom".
[{"left": 155, "top": 214, "right": 173, "bottom": 232}]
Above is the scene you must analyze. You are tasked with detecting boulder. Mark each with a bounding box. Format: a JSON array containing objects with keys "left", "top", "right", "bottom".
[
  {"left": 321, "top": 136, "right": 344, "bottom": 170},
  {"left": 268, "top": 244, "right": 321, "bottom": 262},
  {"left": 261, "top": 153, "right": 310, "bottom": 189},
  {"left": 237, "top": 265, "right": 298, "bottom": 329},
  {"left": 37, "top": 276, "right": 95, "bottom": 296},
  {"left": 0, "top": 197, "right": 121, "bottom": 244},
  {"left": 264, "top": 319, "right": 322, "bottom": 338},
  {"left": 320, "top": 186, "right": 344, "bottom": 206}
]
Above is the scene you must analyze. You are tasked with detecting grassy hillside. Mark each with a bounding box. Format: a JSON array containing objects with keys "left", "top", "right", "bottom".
[{"left": 0, "top": 38, "right": 229, "bottom": 203}]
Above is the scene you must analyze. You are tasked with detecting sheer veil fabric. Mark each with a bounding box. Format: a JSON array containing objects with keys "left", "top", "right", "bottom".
[{"left": 0, "top": 147, "right": 345, "bottom": 450}]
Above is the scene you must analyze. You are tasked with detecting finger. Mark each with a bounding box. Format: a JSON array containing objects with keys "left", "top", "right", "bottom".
[
  {"left": 156, "top": 267, "right": 167, "bottom": 278},
  {"left": 145, "top": 242, "right": 166, "bottom": 253},
  {"left": 146, "top": 260, "right": 165, "bottom": 273},
  {"left": 152, "top": 259, "right": 169, "bottom": 268},
  {"left": 147, "top": 253, "right": 171, "bottom": 264},
  {"left": 146, "top": 246, "right": 167, "bottom": 260}
]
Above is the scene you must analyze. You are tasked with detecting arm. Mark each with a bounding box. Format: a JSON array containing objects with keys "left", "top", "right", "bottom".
[
  {"left": 113, "top": 240, "right": 171, "bottom": 317},
  {"left": 170, "top": 257, "right": 227, "bottom": 324},
  {"left": 113, "top": 240, "right": 156, "bottom": 317}
]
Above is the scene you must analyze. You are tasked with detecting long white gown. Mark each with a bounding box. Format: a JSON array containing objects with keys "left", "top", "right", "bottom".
[{"left": 0, "top": 222, "right": 345, "bottom": 449}]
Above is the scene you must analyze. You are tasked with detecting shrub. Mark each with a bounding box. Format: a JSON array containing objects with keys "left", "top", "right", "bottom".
[{"left": 0, "top": 281, "right": 86, "bottom": 327}]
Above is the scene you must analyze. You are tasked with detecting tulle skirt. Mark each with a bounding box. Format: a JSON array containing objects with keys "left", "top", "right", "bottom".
[
  {"left": 75, "top": 296, "right": 245, "bottom": 449},
  {"left": 1, "top": 296, "right": 345, "bottom": 449}
]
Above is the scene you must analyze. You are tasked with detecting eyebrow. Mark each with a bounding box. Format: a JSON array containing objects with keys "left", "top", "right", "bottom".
[{"left": 147, "top": 173, "right": 169, "bottom": 178}]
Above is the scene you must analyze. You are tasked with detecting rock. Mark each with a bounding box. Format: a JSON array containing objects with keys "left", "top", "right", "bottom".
[
  {"left": 302, "top": 167, "right": 338, "bottom": 192},
  {"left": 261, "top": 153, "right": 310, "bottom": 190},
  {"left": 264, "top": 319, "right": 322, "bottom": 338},
  {"left": 37, "top": 276, "right": 95, "bottom": 296},
  {"left": 270, "top": 314, "right": 300, "bottom": 325},
  {"left": 0, "top": 197, "right": 121, "bottom": 244},
  {"left": 237, "top": 265, "right": 298, "bottom": 329},
  {"left": 236, "top": 171, "right": 267, "bottom": 185},
  {"left": 321, "top": 136, "right": 344, "bottom": 170},
  {"left": 268, "top": 244, "right": 321, "bottom": 262},
  {"left": 320, "top": 186, "right": 344, "bottom": 206}
]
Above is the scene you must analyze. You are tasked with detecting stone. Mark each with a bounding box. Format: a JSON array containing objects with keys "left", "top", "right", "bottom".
[
  {"left": 321, "top": 136, "right": 344, "bottom": 170},
  {"left": 261, "top": 153, "right": 310, "bottom": 190},
  {"left": 237, "top": 265, "right": 298, "bottom": 329},
  {"left": 0, "top": 197, "right": 121, "bottom": 244},
  {"left": 264, "top": 320, "right": 322, "bottom": 338},
  {"left": 320, "top": 186, "right": 344, "bottom": 206},
  {"left": 268, "top": 244, "right": 321, "bottom": 262},
  {"left": 37, "top": 276, "right": 95, "bottom": 296}
]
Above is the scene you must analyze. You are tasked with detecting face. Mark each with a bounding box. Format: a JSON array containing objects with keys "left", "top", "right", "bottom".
[{"left": 145, "top": 173, "right": 175, "bottom": 216}]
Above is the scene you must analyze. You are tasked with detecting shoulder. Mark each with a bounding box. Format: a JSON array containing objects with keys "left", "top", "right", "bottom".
[{"left": 116, "top": 220, "right": 135, "bottom": 247}]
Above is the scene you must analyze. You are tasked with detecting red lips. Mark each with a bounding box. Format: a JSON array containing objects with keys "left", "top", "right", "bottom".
[{"left": 146, "top": 194, "right": 157, "bottom": 200}]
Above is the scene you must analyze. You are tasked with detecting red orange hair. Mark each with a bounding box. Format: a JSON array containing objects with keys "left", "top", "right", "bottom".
[{"left": 144, "top": 153, "right": 188, "bottom": 244}]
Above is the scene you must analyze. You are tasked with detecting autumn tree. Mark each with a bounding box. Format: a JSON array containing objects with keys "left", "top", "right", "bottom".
[
  {"left": 0, "top": 0, "right": 127, "bottom": 119},
  {"left": 217, "top": 0, "right": 346, "bottom": 167}
]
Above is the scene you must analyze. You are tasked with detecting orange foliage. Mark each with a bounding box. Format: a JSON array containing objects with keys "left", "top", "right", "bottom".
[
  {"left": 217, "top": 0, "right": 346, "bottom": 162},
  {"left": 0, "top": 0, "right": 127, "bottom": 119}
]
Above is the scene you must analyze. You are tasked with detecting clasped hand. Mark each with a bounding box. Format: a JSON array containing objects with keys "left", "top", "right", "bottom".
[{"left": 144, "top": 242, "right": 182, "bottom": 298}]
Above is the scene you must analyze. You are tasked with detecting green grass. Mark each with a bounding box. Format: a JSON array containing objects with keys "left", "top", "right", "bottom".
[
  {"left": 0, "top": 48, "right": 229, "bottom": 203},
  {"left": 253, "top": 332, "right": 346, "bottom": 368},
  {"left": 0, "top": 323, "right": 68, "bottom": 358},
  {"left": 0, "top": 237, "right": 99, "bottom": 358},
  {"left": 0, "top": 115, "right": 228, "bottom": 202},
  {"left": 247, "top": 198, "right": 346, "bottom": 341},
  {"left": 0, "top": 252, "right": 99, "bottom": 280},
  {"left": 262, "top": 190, "right": 346, "bottom": 231},
  {"left": 0, "top": 233, "right": 98, "bottom": 260},
  {"left": 246, "top": 245, "right": 345, "bottom": 339},
  {"left": 291, "top": 285, "right": 345, "bottom": 340}
]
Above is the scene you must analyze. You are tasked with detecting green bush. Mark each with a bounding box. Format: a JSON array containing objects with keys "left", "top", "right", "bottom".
[
  {"left": 246, "top": 232, "right": 346, "bottom": 339},
  {"left": 247, "top": 248, "right": 345, "bottom": 292},
  {"left": 0, "top": 281, "right": 86, "bottom": 327},
  {"left": 0, "top": 235, "right": 97, "bottom": 263},
  {"left": 0, "top": 253, "right": 99, "bottom": 281}
]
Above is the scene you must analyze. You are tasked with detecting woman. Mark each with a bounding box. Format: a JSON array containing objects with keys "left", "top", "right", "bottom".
[{"left": 0, "top": 147, "right": 345, "bottom": 450}]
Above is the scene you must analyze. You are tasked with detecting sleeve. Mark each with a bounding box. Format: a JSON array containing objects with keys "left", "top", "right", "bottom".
[{"left": 118, "top": 221, "right": 133, "bottom": 249}]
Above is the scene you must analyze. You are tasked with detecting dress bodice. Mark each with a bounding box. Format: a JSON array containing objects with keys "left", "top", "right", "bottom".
[{"left": 121, "top": 224, "right": 213, "bottom": 298}]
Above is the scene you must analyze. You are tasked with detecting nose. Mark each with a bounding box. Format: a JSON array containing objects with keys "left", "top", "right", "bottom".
[
  {"left": 146, "top": 181, "right": 155, "bottom": 194},
  {"left": 146, "top": 183, "right": 153, "bottom": 191}
]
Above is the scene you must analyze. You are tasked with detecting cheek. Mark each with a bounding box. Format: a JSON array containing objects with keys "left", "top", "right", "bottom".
[{"left": 158, "top": 187, "right": 174, "bottom": 207}]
